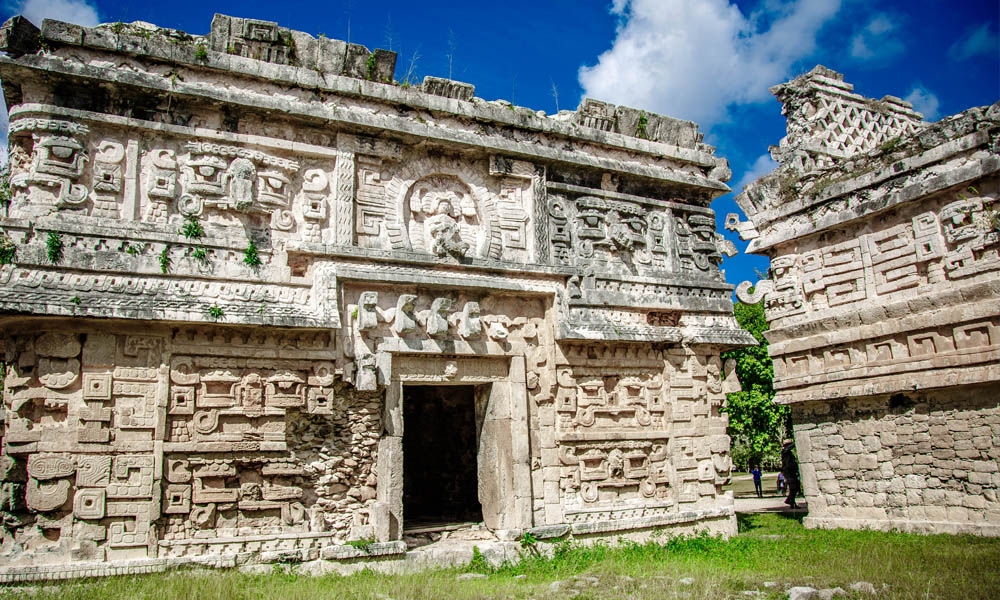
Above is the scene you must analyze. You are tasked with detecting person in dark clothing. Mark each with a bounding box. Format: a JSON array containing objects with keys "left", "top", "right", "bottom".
[
  {"left": 751, "top": 466, "right": 763, "bottom": 498},
  {"left": 781, "top": 439, "right": 801, "bottom": 509}
]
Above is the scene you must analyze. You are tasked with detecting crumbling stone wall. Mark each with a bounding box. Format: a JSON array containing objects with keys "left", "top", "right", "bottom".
[
  {"left": 0, "top": 13, "right": 751, "bottom": 580},
  {"left": 733, "top": 66, "right": 1000, "bottom": 535}
]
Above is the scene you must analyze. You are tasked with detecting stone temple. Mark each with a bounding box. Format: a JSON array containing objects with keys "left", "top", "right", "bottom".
[
  {"left": 0, "top": 15, "right": 752, "bottom": 579},
  {"left": 732, "top": 66, "right": 1000, "bottom": 535}
]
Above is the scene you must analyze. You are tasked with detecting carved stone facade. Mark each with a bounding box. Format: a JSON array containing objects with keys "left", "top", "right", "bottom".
[
  {"left": 0, "top": 14, "right": 751, "bottom": 579},
  {"left": 733, "top": 66, "right": 1000, "bottom": 535}
]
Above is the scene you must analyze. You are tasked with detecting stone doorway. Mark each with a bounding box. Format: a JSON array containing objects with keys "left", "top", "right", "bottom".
[{"left": 402, "top": 385, "right": 483, "bottom": 530}]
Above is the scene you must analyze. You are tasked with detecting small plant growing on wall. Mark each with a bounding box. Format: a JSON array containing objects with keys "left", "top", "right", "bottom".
[
  {"left": 208, "top": 304, "right": 224, "bottom": 321},
  {"left": 519, "top": 531, "right": 539, "bottom": 554},
  {"left": 244, "top": 240, "right": 262, "bottom": 270},
  {"left": 45, "top": 232, "right": 63, "bottom": 264},
  {"left": 635, "top": 112, "right": 649, "bottom": 139},
  {"left": 468, "top": 546, "right": 490, "bottom": 573},
  {"left": 345, "top": 537, "right": 375, "bottom": 553},
  {"left": 181, "top": 216, "right": 209, "bottom": 263},
  {"left": 0, "top": 234, "right": 16, "bottom": 265},
  {"left": 180, "top": 215, "right": 204, "bottom": 239},
  {"left": 159, "top": 245, "right": 172, "bottom": 273},
  {"left": 0, "top": 163, "right": 12, "bottom": 209},
  {"left": 194, "top": 43, "right": 208, "bottom": 61},
  {"left": 280, "top": 32, "right": 296, "bottom": 58}
]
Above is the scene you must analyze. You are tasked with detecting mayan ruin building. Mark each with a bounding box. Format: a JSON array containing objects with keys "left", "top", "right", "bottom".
[
  {"left": 0, "top": 14, "right": 754, "bottom": 580},
  {"left": 732, "top": 66, "right": 1000, "bottom": 535}
]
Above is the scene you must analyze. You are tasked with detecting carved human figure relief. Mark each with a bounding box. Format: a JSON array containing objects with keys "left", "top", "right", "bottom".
[
  {"left": 228, "top": 158, "right": 257, "bottom": 210},
  {"left": 406, "top": 175, "right": 485, "bottom": 259},
  {"left": 425, "top": 196, "right": 470, "bottom": 257}
]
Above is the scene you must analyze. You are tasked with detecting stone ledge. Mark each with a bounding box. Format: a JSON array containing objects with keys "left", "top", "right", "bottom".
[
  {"left": 769, "top": 292, "right": 1000, "bottom": 349},
  {"left": 0, "top": 266, "right": 327, "bottom": 329},
  {"left": 803, "top": 515, "right": 1000, "bottom": 537},
  {"left": 319, "top": 540, "right": 407, "bottom": 561},
  {"left": 545, "top": 181, "right": 717, "bottom": 213},
  {"left": 0, "top": 540, "right": 409, "bottom": 583},
  {"left": 0, "top": 57, "right": 723, "bottom": 178},
  {"left": 158, "top": 530, "right": 342, "bottom": 548},
  {"left": 569, "top": 505, "right": 734, "bottom": 535},
  {"left": 774, "top": 362, "right": 1000, "bottom": 404},
  {"left": 0, "top": 555, "right": 235, "bottom": 584},
  {"left": 527, "top": 524, "right": 571, "bottom": 539},
  {"left": 749, "top": 150, "right": 999, "bottom": 252}
]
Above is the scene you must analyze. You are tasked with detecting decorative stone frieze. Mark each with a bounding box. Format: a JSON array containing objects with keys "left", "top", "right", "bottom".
[
  {"left": 734, "top": 66, "right": 1000, "bottom": 535},
  {"left": 0, "top": 13, "right": 751, "bottom": 579}
]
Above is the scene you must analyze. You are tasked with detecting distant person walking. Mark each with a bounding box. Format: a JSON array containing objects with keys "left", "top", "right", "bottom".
[
  {"left": 781, "top": 438, "right": 801, "bottom": 509},
  {"left": 777, "top": 472, "right": 785, "bottom": 494},
  {"left": 751, "top": 466, "right": 763, "bottom": 498}
]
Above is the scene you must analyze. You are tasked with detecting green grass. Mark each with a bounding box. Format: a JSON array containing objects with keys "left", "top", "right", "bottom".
[{"left": 4, "top": 513, "right": 998, "bottom": 599}]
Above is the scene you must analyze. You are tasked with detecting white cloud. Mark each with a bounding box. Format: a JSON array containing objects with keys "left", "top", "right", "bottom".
[
  {"left": 735, "top": 153, "right": 778, "bottom": 191},
  {"left": 578, "top": 0, "right": 842, "bottom": 128},
  {"left": 904, "top": 84, "right": 940, "bottom": 121},
  {"left": 13, "top": 0, "right": 100, "bottom": 28},
  {"left": 849, "top": 14, "right": 904, "bottom": 62},
  {"left": 949, "top": 22, "right": 1000, "bottom": 61}
]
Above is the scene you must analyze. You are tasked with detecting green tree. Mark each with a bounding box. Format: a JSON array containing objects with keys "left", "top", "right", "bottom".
[{"left": 721, "top": 301, "right": 790, "bottom": 471}]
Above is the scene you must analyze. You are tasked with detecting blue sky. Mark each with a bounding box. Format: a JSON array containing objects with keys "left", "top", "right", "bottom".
[{"left": 2, "top": 0, "right": 998, "bottom": 289}]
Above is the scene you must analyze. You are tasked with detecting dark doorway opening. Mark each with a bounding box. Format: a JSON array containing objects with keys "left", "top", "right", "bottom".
[{"left": 403, "top": 385, "right": 481, "bottom": 529}]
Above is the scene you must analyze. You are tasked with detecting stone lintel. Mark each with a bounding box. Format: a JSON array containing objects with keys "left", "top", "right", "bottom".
[{"left": 775, "top": 360, "right": 1000, "bottom": 404}]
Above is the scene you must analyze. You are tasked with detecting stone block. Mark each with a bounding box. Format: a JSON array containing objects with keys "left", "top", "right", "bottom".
[
  {"left": 968, "top": 471, "right": 993, "bottom": 485},
  {"left": 818, "top": 479, "right": 841, "bottom": 494},
  {"left": 972, "top": 460, "right": 998, "bottom": 473},
  {"left": 422, "top": 76, "right": 475, "bottom": 101},
  {"left": 1, "top": 15, "right": 41, "bottom": 56},
  {"left": 972, "top": 437, "right": 993, "bottom": 450},
  {"left": 861, "top": 436, "right": 881, "bottom": 452},
  {"left": 73, "top": 488, "right": 106, "bottom": 519},
  {"left": 879, "top": 431, "right": 897, "bottom": 446},
  {"left": 924, "top": 489, "right": 946, "bottom": 505},
  {"left": 946, "top": 506, "right": 969, "bottom": 522},
  {"left": 858, "top": 455, "right": 878, "bottom": 470}
]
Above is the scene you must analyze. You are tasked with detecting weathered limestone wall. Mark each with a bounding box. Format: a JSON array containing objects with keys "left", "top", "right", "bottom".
[
  {"left": 0, "top": 14, "right": 752, "bottom": 579},
  {"left": 793, "top": 385, "right": 1000, "bottom": 535},
  {"left": 732, "top": 66, "right": 1000, "bottom": 535}
]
